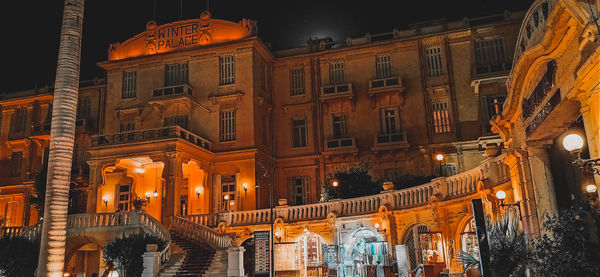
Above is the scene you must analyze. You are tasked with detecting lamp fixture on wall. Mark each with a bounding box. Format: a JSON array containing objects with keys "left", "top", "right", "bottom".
[
  {"left": 195, "top": 187, "right": 202, "bottom": 199},
  {"left": 563, "top": 133, "right": 600, "bottom": 176},
  {"left": 495, "top": 190, "right": 522, "bottom": 220},
  {"left": 102, "top": 196, "right": 108, "bottom": 207},
  {"left": 145, "top": 192, "right": 151, "bottom": 201}
]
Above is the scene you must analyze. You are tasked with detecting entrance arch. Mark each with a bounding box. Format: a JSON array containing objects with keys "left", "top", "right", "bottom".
[
  {"left": 241, "top": 238, "right": 255, "bottom": 276},
  {"left": 402, "top": 224, "right": 430, "bottom": 270},
  {"left": 340, "top": 226, "right": 388, "bottom": 277},
  {"left": 295, "top": 232, "right": 327, "bottom": 277}
]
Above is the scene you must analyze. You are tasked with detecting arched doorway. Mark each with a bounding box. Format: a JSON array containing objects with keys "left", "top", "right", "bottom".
[
  {"left": 340, "top": 227, "right": 388, "bottom": 277},
  {"left": 241, "top": 238, "right": 255, "bottom": 276},
  {"left": 403, "top": 224, "right": 430, "bottom": 270},
  {"left": 460, "top": 219, "right": 479, "bottom": 260}
]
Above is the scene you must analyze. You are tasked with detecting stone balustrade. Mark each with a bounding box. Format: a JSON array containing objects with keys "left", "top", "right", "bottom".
[
  {"left": 0, "top": 226, "right": 24, "bottom": 237},
  {"left": 91, "top": 125, "right": 211, "bottom": 150},
  {"left": 5, "top": 211, "right": 172, "bottom": 269},
  {"left": 182, "top": 154, "right": 508, "bottom": 227},
  {"left": 171, "top": 216, "right": 232, "bottom": 249}
]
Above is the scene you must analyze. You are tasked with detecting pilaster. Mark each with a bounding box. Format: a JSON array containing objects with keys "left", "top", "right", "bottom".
[{"left": 524, "top": 141, "right": 558, "bottom": 229}]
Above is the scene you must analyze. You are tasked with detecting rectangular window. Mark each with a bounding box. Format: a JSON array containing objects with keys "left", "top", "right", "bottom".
[
  {"left": 432, "top": 98, "right": 452, "bottom": 133},
  {"left": 164, "top": 115, "right": 189, "bottom": 129},
  {"left": 426, "top": 47, "right": 443, "bottom": 77},
  {"left": 332, "top": 113, "right": 348, "bottom": 139},
  {"left": 122, "top": 71, "right": 137, "bottom": 99},
  {"left": 220, "top": 109, "right": 236, "bottom": 142},
  {"left": 381, "top": 108, "right": 399, "bottom": 134},
  {"left": 77, "top": 96, "right": 91, "bottom": 119},
  {"left": 118, "top": 184, "right": 130, "bottom": 211},
  {"left": 376, "top": 55, "right": 392, "bottom": 79},
  {"left": 329, "top": 61, "right": 345, "bottom": 85},
  {"left": 290, "top": 68, "right": 306, "bottom": 96},
  {"left": 290, "top": 177, "right": 309, "bottom": 205},
  {"left": 221, "top": 175, "right": 236, "bottom": 211},
  {"left": 165, "top": 63, "right": 189, "bottom": 86},
  {"left": 475, "top": 38, "right": 506, "bottom": 65},
  {"left": 292, "top": 118, "right": 307, "bottom": 148},
  {"left": 220, "top": 55, "right": 235, "bottom": 85},
  {"left": 119, "top": 121, "right": 135, "bottom": 132},
  {"left": 13, "top": 107, "right": 27, "bottom": 133},
  {"left": 10, "top": 152, "right": 23, "bottom": 177}
]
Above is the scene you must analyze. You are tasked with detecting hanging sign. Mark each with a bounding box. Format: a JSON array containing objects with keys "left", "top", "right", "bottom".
[{"left": 254, "top": 231, "right": 271, "bottom": 277}]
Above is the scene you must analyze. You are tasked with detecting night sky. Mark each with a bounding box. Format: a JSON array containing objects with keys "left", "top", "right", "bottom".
[{"left": 0, "top": 0, "right": 534, "bottom": 93}]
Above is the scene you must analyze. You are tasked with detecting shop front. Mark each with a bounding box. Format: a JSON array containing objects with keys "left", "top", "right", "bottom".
[{"left": 339, "top": 227, "right": 390, "bottom": 277}]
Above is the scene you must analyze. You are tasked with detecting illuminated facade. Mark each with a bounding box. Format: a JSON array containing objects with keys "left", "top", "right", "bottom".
[
  {"left": 0, "top": 8, "right": 549, "bottom": 277},
  {"left": 493, "top": 0, "right": 600, "bottom": 235}
]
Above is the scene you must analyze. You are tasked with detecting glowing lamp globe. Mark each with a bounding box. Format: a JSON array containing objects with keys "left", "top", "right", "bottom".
[
  {"left": 145, "top": 192, "right": 151, "bottom": 199},
  {"left": 153, "top": 190, "right": 159, "bottom": 198},
  {"left": 562, "top": 134, "right": 584, "bottom": 152},
  {"left": 436, "top": 154, "right": 444, "bottom": 161},
  {"left": 586, "top": 184, "right": 597, "bottom": 193},
  {"left": 374, "top": 223, "right": 380, "bottom": 229},
  {"left": 332, "top": 180, "right": 339, "bottom": 187},
  {"left": 495, "top": 190, "right": 506, "bottom": 200}
]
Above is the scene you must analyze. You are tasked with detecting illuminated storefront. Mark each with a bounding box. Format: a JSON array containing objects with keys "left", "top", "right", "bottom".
[{"left": 339, "top": 227, "right": 389, "bottom": 277}]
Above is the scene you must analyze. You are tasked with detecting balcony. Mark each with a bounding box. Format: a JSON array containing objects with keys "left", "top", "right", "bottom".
[
  {"left": 371, "top": 132, "right": 409, "bottom": 153},
  {"left": 323, "top": 137, "right": 358, "bottom": 157},
  {"left": 319, "top": 83, "right": 354, "bottom": 112},
  {"left": 92, "top": 125, "right": 211, "bottom": 150},
  {"left": 367, "top": 76, "right": 405, "bottom": 107},
  {"left": 319, "top": 83, "right": 353, "bottom": 100},
  {"left": 475, "top": 61, "right": 512, "bottom": 75},
  {"left": 30, "top": 123, "right": 51, "bottom": 138},
  {"left": 149, "top": 84, "right": 193, "bottom": 108}
]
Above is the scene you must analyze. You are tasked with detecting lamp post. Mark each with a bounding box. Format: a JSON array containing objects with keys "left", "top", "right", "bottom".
[
  {"left": 562, "top": 133, "right": 600, "bottom": 176},
  {"left": 436, "top": 153, "right": 444, "bottom": 177},
  {"left": 495, "top": 190, "right": 522, "bottom": 220}
]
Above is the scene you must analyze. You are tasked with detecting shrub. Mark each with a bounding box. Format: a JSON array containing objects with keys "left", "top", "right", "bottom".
[
  {"left": 102, "top": 233, "right": 166, "bottom": 277},
  {"left": 529, "top": 197, "right": 600, "bottom": 277},
  {"left": 320, "top": 163, "right": 382, "bottom": 201},
  {"left": 0, "top": 237, "right": 39, "bottom": 277}
]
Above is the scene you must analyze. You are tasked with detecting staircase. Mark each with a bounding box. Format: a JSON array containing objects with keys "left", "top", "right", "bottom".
[{"left": 159, "top": 230, "right": 225, "bottom": 277}]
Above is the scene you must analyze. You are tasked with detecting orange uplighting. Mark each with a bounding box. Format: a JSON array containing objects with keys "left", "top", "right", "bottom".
[{"left": 106, "top": 11, "right": 256, "bottom": 62}]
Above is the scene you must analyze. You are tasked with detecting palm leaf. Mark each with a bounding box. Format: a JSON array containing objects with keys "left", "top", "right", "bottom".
[{"left": 457, "top": 250, "right": 480, "bottom": 274}]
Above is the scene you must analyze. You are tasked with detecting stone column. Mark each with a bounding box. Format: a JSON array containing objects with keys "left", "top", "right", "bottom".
[
  {"left": 579, "top": 95, "right": 600, "bottom": 194},
  {"left": 86, "top": 160, "right": 105, "bottom": 213},
  {"left": 525, "top": 142, "right": 558, "bottom": 226},
  {"left": 504, "top": 152, "right": 541, "bottom": 235},
  {"left": 160, "top": 152, "right": 181, "bottom": 227},
  {"left": 141, "top": 244, "right": 160, "bottom": 277},
  {"left": 227, "top": 246, "right": 245, "bottom": 277}
]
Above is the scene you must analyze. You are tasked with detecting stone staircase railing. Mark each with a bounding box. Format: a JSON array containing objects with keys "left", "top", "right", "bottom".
[
  {"left": 182, "top": 154, "right": 509, "bottom": 227},
  {"left": 0, "top": 226, "right": 24, "bottom": 238},
  {"left": 3, "top": 211, "right": 172, "bottom": 269},
  {"left": 171, "top": 216, "right": 232, "bottom": 249}
]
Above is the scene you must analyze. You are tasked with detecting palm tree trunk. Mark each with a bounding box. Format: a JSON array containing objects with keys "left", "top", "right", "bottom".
[{"left": 36, "top": 1, "right": 85, "bottom": 276}]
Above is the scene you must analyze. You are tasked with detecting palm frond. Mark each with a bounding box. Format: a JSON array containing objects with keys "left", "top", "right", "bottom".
[{"left": 457, "top": 250, "right": 480, "bottom": 273}]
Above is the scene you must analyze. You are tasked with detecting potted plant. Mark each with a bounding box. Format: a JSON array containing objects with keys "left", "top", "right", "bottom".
[{"left": 131, "top": 196, "right": 149, "bottom": 211}]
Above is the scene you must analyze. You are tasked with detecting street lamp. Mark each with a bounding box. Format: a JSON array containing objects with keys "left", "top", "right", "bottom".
[
  {"left": 495, "top": 190, "right": 522, "bottom": 220},
  {"left": 436, "top": 153, "right": 445, "bottom": 177},
  {"left": 562, "top": 133, "right": 600, "bottom": 176}
]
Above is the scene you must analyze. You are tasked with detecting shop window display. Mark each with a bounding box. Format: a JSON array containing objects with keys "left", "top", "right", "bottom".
[{"left": 340, "top": 228, "right": 390, "bottom": 277}]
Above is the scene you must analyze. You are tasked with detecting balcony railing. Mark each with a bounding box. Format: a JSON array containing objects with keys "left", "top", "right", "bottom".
[
  {"left": 475, "top": 61, "right": 512, "bottom": 75},
  {"left": 369, "top": 76, "right": 402, "bottom": 91},
  {"left": 325, "top": 137, "right": 356, "bottom": 151},
  {"left": 319, "top": 83, "right": 353, "bottom": 100},
  {"left": 92, "top": 125, "right": 211, "bottom": 150},
  {"left": 180, "top": 154, "right": 509, "bottom": 227},
  {"left": 152, "top": 84, "right": 192, "bottom": 99},
  {"left": 376, "top": 132, "right": 405, "bottom": 144},
  {"left": 30, "top": 123, "right": 51, "bottom": 136}
]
